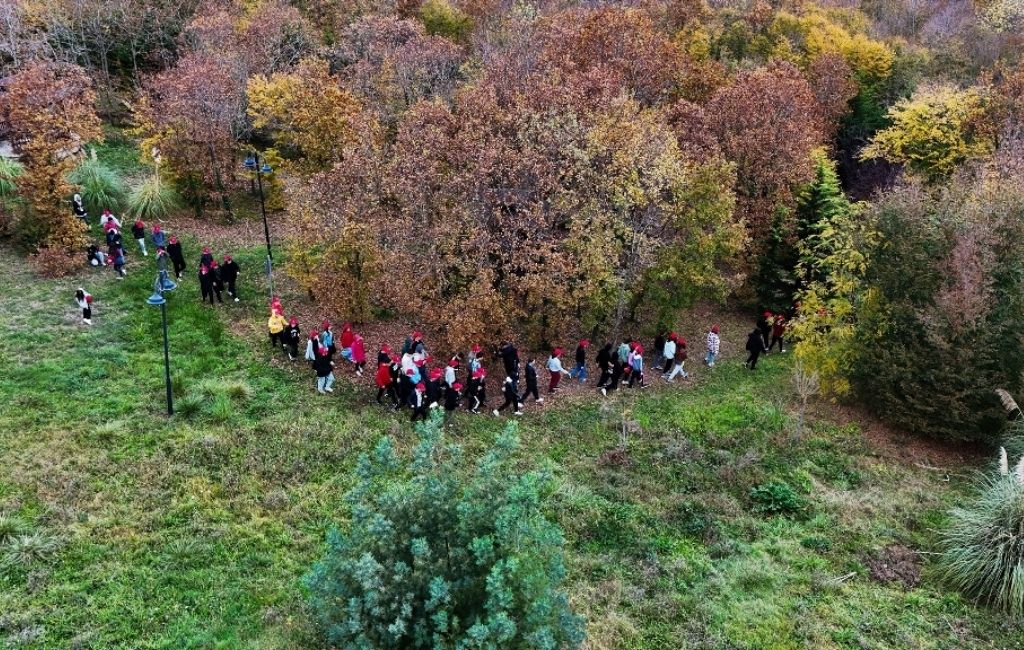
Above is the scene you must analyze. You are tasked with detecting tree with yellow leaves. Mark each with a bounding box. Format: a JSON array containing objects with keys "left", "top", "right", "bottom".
[
  {"left": 861, "top": 84, "right": 992, "bottom": 182},
  {"left": 247, "top": 58, "right": 366, "bottom": 172}
]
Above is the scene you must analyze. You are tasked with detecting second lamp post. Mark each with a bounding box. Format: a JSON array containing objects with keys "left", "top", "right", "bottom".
[{"left": 244, "top": 152, "right": 274, "bottom": 300}]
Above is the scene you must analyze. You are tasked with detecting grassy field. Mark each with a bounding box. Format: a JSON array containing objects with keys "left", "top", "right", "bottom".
[
  {"left": 0, "top": 131, "right": 1019, "bottom": 650},
  {"left": 0, "top": 243, "right": 1021, "bottom": 649}
]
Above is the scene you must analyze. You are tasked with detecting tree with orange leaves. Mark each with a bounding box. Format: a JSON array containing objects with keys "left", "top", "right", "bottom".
[{"left": 0, "top": 60, "right": 101, "bottom": 253}]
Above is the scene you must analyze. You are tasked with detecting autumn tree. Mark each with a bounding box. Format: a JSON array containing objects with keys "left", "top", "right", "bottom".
[
  {"left": 248, "top": 57, "right": 366, "bottom": 171},
  {"left": 861, "top": 84, "right": 992, "bottom": 182},
  {"left": 134, "top": 52, "right": 246, "bottom": 217},
  {"left": 0, "top": 61, "right": 101, "bottom": 252},
  {"left": 706, "top": 61, "right": 824, "bottom": 244}
]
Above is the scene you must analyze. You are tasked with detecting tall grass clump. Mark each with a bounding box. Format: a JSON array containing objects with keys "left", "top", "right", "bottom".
[
  {"left": 940, "top": 449, "right": 1024, "bottom": 618},
  {"left": 126, "top": 174, "right": 179, "bottom": 221},
  {"left": 0, "top": 156, "right": 23, "bottom": 208},
  {"left": 67, "top": 153, "right": 125, "bottom": 214}
]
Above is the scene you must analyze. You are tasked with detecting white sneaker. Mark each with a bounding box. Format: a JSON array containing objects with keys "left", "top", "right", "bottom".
[
  {"left": 317, "top": 389, "right": 325, "bottom": 394},
  {"left": 325, "top": 387, "right": 334, "bottom": 393},
  {"left": 601, "top": 388, "right": 607, "bottom": 396},
  {"left": 83, "top": 319, "right": 92, "bottom": 325},
  {"left": 143, "top": 251, "right": 148, "bottom": 256},
  {"left": 514, "top": 411, "right": 523, "bottom": 416},
  {"left": 537, "top": 397, "right": 544, "bottom": 403},
  {"left": 234, "top": 298, "right": 239, "bottom": 302},
  {"left": 492, "top": 409, "right": 500, "bottom": 416}
]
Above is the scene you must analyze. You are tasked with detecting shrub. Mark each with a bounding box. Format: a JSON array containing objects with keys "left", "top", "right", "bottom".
[
  {"left": 0, "top": 515, "right": 29, "bottom": 545},
  {"left": 30, "top": 247, "right": 79, "bottom": 278},
  {"left": 304, "top": 414, "right": 585, "bottom": 649},
  {"left": 0, "top": 156, "right": 23, "bottom": 210},
  {"left": 749, "top": 481, "right": 807, "bottom": 517},
  {"left": 126, "top": 174, "right": 179, "bottom": 222},
  {"left": 67, "top": 154, "right": 125, "bottom": 215},
  {"left": 940, "top": 462, "right": 1024, "bottom": 617},
  {"left": 1, "top": 532, "right": 58, "bottom": 568},
  {"left": 419, "top": 0, "right": 473, "bottom": 42}
]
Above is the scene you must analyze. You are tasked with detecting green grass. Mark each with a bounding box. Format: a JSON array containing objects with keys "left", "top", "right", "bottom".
[{"left": 1, "top": 245, "right": 1022, "bottom": 648}]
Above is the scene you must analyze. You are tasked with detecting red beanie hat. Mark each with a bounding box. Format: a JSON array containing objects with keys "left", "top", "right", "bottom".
[
  {"left": 406, "top": 368, "right": 416, "bottom": 376},
  {"left": 678, "top": 337, "right": 686, "bottom": 346},
  {"left": 155, "top": 225, "right": 162, "bottom": 233},
  {"left": 322, "top": 319, "right": 331, "bottom": 329},
  {"left": 553, "top": 347, "right": 563, "bottom": 356},
  {"left": 381, "top": 344, "right": 392, "bottom": 353},
  {"left": 429, "top": 368, "right": 443, "bottom": 380},
  {"left": 224, "top": 254, "right": 231, "bottom": 262},
  {"left": 289, "top": 317, "right": 298, "bottom": 325},
  {"left": 711, "top": 325, "right": 719, "bottom": 334},
  {"left": 343, "top": 322, "right": 352, "bottom": 331},
  {"left": 471, "top": 343, "right": 481, "bottom": 353},
  {"left": 473, "top": 368, "right": 485, "bottom": 379},
  {"left": 763, "top": 311, "right": 772, "bottom": 317},
  {"left": 416, "top": 382, "right": 426, "bottom": 391},
  {"left": 412, "top": 331, "right": 422, "bottom": 339},
  {"left": 668, "top": 332, "right": 677, "bottom": 341},
  {"left": 452, "top": 382, "right": 463, "bottom": 391},
  {"left": 203, "top": 246, "right": 210, "bottom": 253},
  {"left": 580, "top": 339, "right": 590, "bottom": 347},
  {"left": 448, "top": 358, "right": 459, "bottom": 367}
]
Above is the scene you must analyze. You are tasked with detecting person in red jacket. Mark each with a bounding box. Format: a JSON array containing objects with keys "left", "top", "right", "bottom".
[
  {"left": 351, "top": 333, "right": 366, "bottom": 376},
  {"left": 376, "top": 361, "right": 397, "bottom": 406},
  {"left": 770, "top": 315, "right": 787, "bottom": 353},
  {"left": 339, "top": 322, "right": 355, "bottom": 361}
]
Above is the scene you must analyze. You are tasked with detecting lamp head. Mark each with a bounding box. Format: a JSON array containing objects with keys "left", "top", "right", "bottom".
[{"left": 243, "top": 156, "right": 256, "bottom": 171}]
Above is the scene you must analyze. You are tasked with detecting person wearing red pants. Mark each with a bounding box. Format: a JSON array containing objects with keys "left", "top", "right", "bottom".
[{"left": 547, "top": 348, "right": 569, "bottom": 393}]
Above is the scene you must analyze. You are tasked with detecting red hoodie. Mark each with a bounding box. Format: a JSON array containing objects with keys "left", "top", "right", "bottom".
[
  {"left": 375, "top": 363, "right": 391, "bottom": 388},
  {"left": 340, "top": 328, "right": 354, "bottom": 349},
  {"left": 352, "top": 336, "right": 366, "bottom": 364}
]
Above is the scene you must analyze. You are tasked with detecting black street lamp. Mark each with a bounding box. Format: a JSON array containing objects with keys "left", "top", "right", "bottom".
[
  {"left": 243, "top": 152, "right": 275, "bottom": 300},
  {"left": 146, "top": 269, "right": 177, "bottom": 416}
]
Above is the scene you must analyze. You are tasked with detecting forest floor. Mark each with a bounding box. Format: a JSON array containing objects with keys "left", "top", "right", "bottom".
[{"left": 1, "top": 139, "right": 1022, "bottom": 649}]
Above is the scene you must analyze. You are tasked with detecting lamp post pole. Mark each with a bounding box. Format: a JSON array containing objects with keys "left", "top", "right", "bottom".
[
  {"left": 246, "top": 151, "right": 274, "bottom": 301},
  {"left": 147, "top": 270, "right": 177, "bottom": 417}
]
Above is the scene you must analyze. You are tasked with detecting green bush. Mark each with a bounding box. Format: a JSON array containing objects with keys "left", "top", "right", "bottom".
[
  {"left": 304, "top": 413, "right": 585, "bottom": 649},
  {"left": 940, "top": 471, "right": 1024, "bottom": 617},
  {"left": 126, "top": 175, "right": 179, "bottom": 222},
  {"left": 67, "top": 155, "right": 125, "bottom": 215},
  {"left": 749, "top": 481, "right": 806, "bottom": 517},
  {"left": 419, "top": 0, "right": 473, "bottom": 43}
]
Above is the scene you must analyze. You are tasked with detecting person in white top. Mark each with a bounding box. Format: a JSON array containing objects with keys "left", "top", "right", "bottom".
[
  {"left": 662, "top": 333, "right": 677, "bottom": 375},
  {"left": 75, "top": 288, "right": 93, "bottom": 325},
  {"left": 547, "top": 348, "right": 570, "bottom": 393},
  {"left": 705, "top": 325, "right": 721, "bottom": 367}
]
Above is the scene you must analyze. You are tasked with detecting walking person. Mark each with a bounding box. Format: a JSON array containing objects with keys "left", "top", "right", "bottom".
[
  {"left": 444, "top": 382, "right": 462, "bottom": 416},
  {"left": 769, "top": 315, "right": 786, "bottom": 353},
  {"left": 498, "top": 340, "right": 520, "bottom": 385},
  {"left": 745, "top": 326, "right": 764, "bottom": 370},
  {"left": 547, "top": 348, "right": 569, "bottom": 394},
  {"left": 467, "top": 368, "right": 486, "bottom": 413},
  {"left": 444, "top": 356, "right": 460, "bottom": 389},
  {"left": 409, "top": 383, "right": 429, "bottom": 422},
  {"left": 220, "top": 255, "right": 240, "bottom": 302},
  {"left": 705, "top": 325, "right": 720, "bottom": 367},
  {"left": 376, "top": 362, "right": 398, "bottom": 406},
  {"left": 351, "top": 333, "right": 366, "bottom": 376},
  {"left": 72, "top": 194, "right": 87, "bottom": 225},
  {"left": 99, "top": 209, "right": 121, "bottom": 231},
  {"left": 200, "top": 246, "right": 214, "bottom": 269},
  {"left": 151, "top": 224, "right": 167, "bottom": 251},
  {"left": 320, "top": 320, "right": 334, "bottom": 349},
  {"left": 167, "top": 235, "right": 186, "bottom": 280},
  {"left": 628, "top": 344, "right": 646, "bottom": 388},
  {"left": 268, "top": 308, "right": 287, "bottom": 351},
  {"left": 468, "top": 344, "right": 482, "bottom": 376},
  {"left": 209, "top": 260, "right": 224, "bottom": 303},
  {"left": 75, "top": 288, "right": 93, "bottom": 325},
  {"left": 199, "top": 265, "right": 215, "bottom": 304},
  {"left": 426, "top": 368, "right": 444, "bottom": 408},
  {"left": 662, "top": 333, "right": 677, "bottom": 376},
  {"left": 313, "top": 341, "right": 336, "bottom": 394},
  {"left": 601, "top": 355, "right": 625, "bottom": 396},
  {"left": 665, "top": 337, "right": 689, "bottom": 382},
  {"left": 519, "top": 359, "right": 544, "bottom": 404},
  {"left": 493, "top": 376, "right": 524, "bottom": 416},
  {"left": 112, "top": 246, "right": 127, "bottom": 279},
  {"left": 595, "top": 342, "right": 613, "bottom": 388},
  {"left": 398, "top": 368, "right": 416, "bottom": 409},
  {"left": 285, "top": 317, "right": 301, "bottom": 361},
  {"left": 569, "top": 340, "right": 589, "bottom": 383},
  {"left": 131, "top": 219, "right": 148, "bottom": 256},
  {"left": 339, "top": 323, "right": 355, "bottom": 362},
  {"left": 106, "top": 227, "right": 122, "bottom": 264}
]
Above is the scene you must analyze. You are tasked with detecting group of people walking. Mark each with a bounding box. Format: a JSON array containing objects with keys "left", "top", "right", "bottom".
[
  {"left": 743, "top": 311, "right": 789, "bottom": 369},
  {"left": 264, "top": 296, "right": 741, "bottom": 420}
]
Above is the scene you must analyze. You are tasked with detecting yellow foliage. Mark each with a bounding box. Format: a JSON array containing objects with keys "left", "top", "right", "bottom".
[
  {"left": 861, "top": 84, "right": 992, "bottom": 181},
  {"left": 770, "top": 8, "right": 893, "bottom": 86},
  {"left": 247, "top": 58, "right": 365, "bottom": 171}
]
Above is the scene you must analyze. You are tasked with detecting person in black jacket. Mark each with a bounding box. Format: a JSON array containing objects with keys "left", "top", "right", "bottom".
[
  {"left": 444, "top": 382, "right": 462, "bottom": 418},
  {"left": 602, "top": 357, "right": 625, "bottom": 396},
  {"left": 284, "top": 317, "right": 301, "bottom": 361},
  {"left": 313, "top": 341, "right": 336, "bottom": 393},
  {"left": 595, "top": 342, "right": 613, "bottom": 388},
  {"left": 72, "top": 193, "right": 87, "bottom": 225},
  {"left": 409, "top": 382, "right": 429, "bottom": 421},
  {"left": 745, "top": 326, "right": 764, "bottom": 370},
  {"left": 756, "top": 311, "right": 772, "bottom": 354},
  {"left": 398, "top": 368, "right": 415, "bottom": 410},
  {"left": 426, "top": 368, "right": 443, "bottom": 408},
  {"left": 199, "top": 264, "right": 215, "bottom": 304},
  {"left": 168, "top": 236, "right": 187, "bottom": 280},
  {"left": 570, "top": 339, "right": 589, "bottom": 383},
  {"left": 466, "top": 368, "right": 486, "bottom": 413},
  {"left": 220, "top": 255, "right": 240, "bottom": 302},
  {"left": 497, "top": 341, "right": 520, "bottom": 385},
  {"left": 131, "top": 220, "right": 148, "bottom": 256},
  {"left": 493, "top": 376, "right": 524, "bottom": 416},
  {"left": 519, "top": 359, "right": 543, "bottom": 404},
  {"left": 200, "top": 246, "right": 214, "bottom": 269},
  {"left": 209, "top": 260, "right": 224, "bottom": 303}
]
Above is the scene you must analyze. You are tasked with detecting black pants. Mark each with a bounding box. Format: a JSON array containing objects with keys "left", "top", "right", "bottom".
[
  {"left": 270, "top": 331, "right": 282, "bottom": 347},
  {"left": 226, "top": 279, "right": 238, "bottom": 298},
  {"left": 662, "top": 357, "right": 673, "bottom": 374},
  {"left": 411, "top": 406, "right": 428, "bottom": 421},
  {"left": 288, "top": 342, "right": 298, "bottom": 358},
  {"left": 212, "top": 286, "right": 223, "bottom": 303},
  {"left": 354, "top": 361, "right": 365, "bottom": 373},
  {"left": 597, "top": 367, "right": 611, "bottom": 387},
  {"left": 82, "top": 307, "right": 91, "bottom": 319},
  {"left": 520, "top": 383, "right": 540, "bottom": 403},
  {"left": 172, "top": 258, "right": 186, "bottom": 279},
  {"left": 202, "top": 286, "right": 214, "bottom": 304},
  {"left": 628, "top": 369, "right": 643, "bottom": 387},
  {"left": 746, "top": 350, "right": 761, "bottom": 369},
  {"left": 770, "top": 335, "right": 784, "bottom": 352},
  {"left": 378, "top": 386, "right": 398, "bottom": 405},
  {"left": 497, "top": 395, "right": 521, "bottom": 412},
  {"left": 608, "top": 370, "right": 623, "bottom": 391}
]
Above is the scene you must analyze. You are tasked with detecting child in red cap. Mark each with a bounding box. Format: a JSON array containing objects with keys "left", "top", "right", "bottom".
[
  {"left": 75, "top": 288, "right": 93, "bottom": 325},
  {"left": 220, "top": 254, "right": 240, "bottom": 302},
  {"left": 570, "top": 339, "right": 589, "bottom": 383},
  {"left": 409, "top": 382, "right": 428, "bottom": 421},
  {"left": 547, "top": 348, "right": 569, "bottom": 393}
]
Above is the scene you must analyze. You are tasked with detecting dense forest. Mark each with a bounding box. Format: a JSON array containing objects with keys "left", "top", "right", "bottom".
[{"left": 2, "top": 0, "right": 1024, "bottom": 647}]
